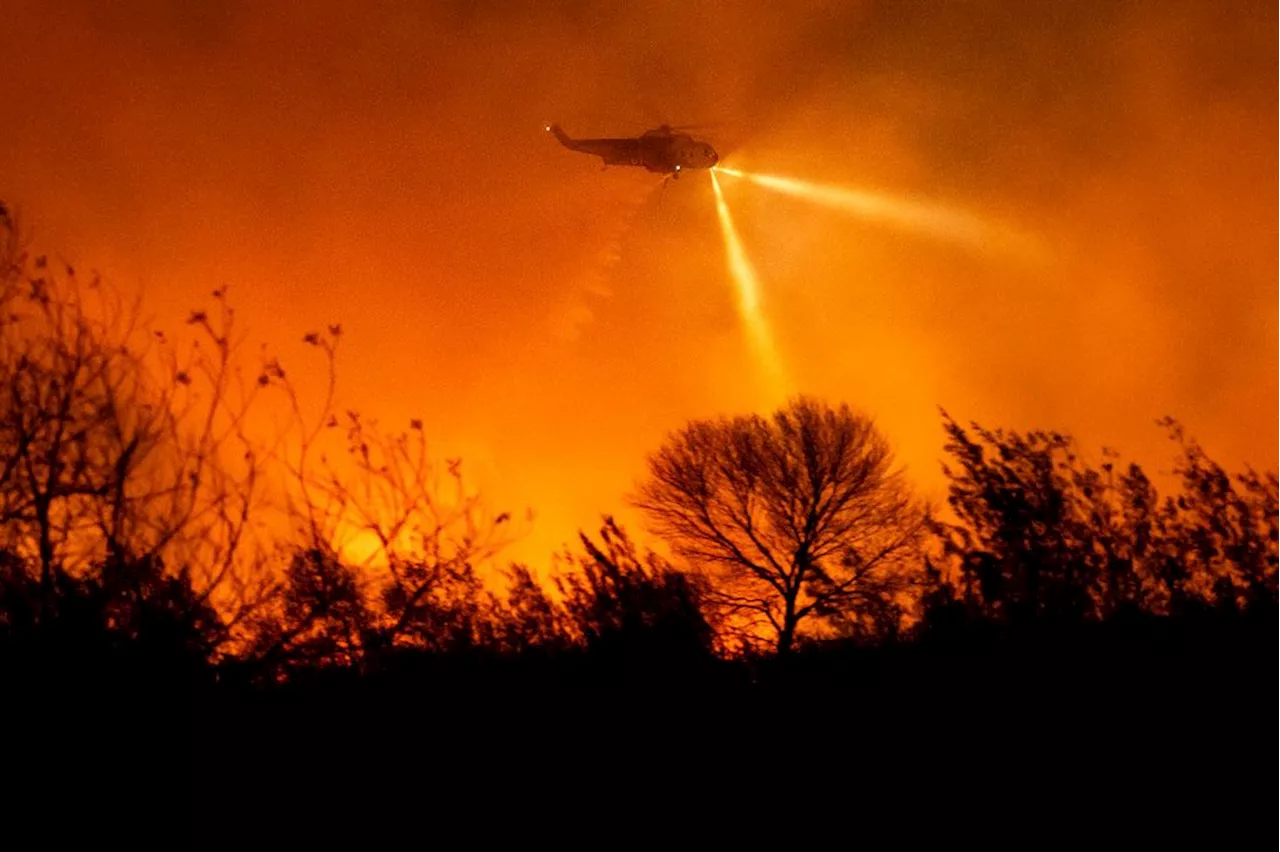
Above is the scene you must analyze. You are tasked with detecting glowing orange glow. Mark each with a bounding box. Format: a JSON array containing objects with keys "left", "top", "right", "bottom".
[
  {"left": 715, "top": 167, "right": 1042, "bottom": 261},
  {"left": 335, "top": 525, "right": 390, "bottom": 568},
  {"left": 710, "top": 169, "right": 787, "bottom": 396},
  {"left": 0, "top": 1, "right": 1273, "bottom": 571}
]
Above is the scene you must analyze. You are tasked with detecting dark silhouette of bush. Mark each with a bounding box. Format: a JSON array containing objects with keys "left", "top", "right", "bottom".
[
  {"left": 0, "top": 547, "right": 220, "bottom": 692},
  {"left": 1, "top": 546, "right": 213, "bottom": 842},
  {"left": 921, "top": 409, "right": 1280, "bottom": 665},
  {"left": 553, "top": 517, "right": 719, "bottom": 684}
]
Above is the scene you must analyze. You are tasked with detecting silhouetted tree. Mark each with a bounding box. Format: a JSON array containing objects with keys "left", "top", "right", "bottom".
[
  {"left": 281, "top": 403, "right": 520, "bottom": 668},
  {"left": 0, "top": 206, "right": 269, "bottom": 659},
  {"left": 633, "top": 397, "right": 925, "bottom": 654},
  {"left": 929, "top": 411, "right": 1278, "bottom": 628},
  {"left": 933, "top": 413, "right": 1104, "bottom": 624},
  {"left": 1147, "top": 419, "right": 1277, "bottom": 613}
]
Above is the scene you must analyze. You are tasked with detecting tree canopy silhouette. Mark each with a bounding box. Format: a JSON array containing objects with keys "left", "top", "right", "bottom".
[{"left": 632, "top": 396, "right": 925, "bottom": 654}]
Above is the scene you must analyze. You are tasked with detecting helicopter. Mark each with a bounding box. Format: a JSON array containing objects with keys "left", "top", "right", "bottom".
[{"left": 545, "top": 123, "right": 718, "bottom": 178}]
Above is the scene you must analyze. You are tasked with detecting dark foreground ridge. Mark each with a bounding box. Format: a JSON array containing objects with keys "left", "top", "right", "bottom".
[{"left": 12, "top": 606, "right": 1276, "bottom": 848}]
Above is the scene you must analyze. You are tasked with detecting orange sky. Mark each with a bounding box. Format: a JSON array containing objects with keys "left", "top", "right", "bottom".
[{"left": 2, "top": 0, "right": 1275, "bottom": 569}]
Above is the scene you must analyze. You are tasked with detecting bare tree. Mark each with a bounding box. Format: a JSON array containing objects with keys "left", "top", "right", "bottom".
[
  {"left": 632, "top": 396, "right": 925, "bottom": 654},
  {"left": 237, "top": 328, "right": 525, "bottom": 675},
  {"left": 0, "top": 205, "right": 269, "bottom": 640},
  {"left": 0, "top": 204, "right": 520, "bottom": 676}
]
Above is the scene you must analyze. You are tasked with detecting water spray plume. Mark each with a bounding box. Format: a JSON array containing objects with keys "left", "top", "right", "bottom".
[
  {"left": 709, "top": 169, "right": 786, "bottom": 395},
  {"left": 716, "top": 167, "right": 1041, "bottom": 260}
]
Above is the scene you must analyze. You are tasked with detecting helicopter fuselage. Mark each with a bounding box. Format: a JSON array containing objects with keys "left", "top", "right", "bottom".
[{"left": 547, "top": 124, "right": 718, "bottom": 177}]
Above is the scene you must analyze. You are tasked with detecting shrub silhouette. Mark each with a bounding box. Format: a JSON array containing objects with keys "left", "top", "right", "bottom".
[
  {"left": 0, "top": 547, "right": 220, "bottom": 690},
  {"left": 924, "top": 411, "right": 1278, "bottom": 639},
  {"left": 556, "top": 516, "right": 715, "bottom": 674}
]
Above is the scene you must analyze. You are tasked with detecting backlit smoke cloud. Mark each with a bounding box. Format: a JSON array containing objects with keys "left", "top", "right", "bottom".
[{"left": 0, "top": 0, "right": 1272, "bottom": 566}]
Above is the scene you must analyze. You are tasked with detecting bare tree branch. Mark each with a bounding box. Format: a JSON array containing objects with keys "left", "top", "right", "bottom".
[{"left": 633, "top": 397, "right": 926, "bottom": 654}]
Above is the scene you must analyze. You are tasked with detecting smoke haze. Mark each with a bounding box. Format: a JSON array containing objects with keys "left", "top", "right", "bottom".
[{"left": 2, "top": 0, "right": 1274, "bottom": 565}]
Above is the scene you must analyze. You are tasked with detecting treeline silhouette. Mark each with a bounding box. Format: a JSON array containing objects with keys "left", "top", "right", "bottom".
[
  {"left": 2, "top": 206, "right": 1274, "bottom": 842},
  {"left": 7, "top": 202, "right": 1280, "bottom": 695}
]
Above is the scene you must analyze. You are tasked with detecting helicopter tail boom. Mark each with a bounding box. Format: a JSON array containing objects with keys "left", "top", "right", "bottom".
[
  {"left": 546, "top": 123, "right": 642, "bottom": 166},
  {"left": 545, "top": 123, "right": 575, "bottom": 148}
]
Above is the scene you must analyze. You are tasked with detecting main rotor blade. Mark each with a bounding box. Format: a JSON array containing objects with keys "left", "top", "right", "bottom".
[{"left": 663, "top": 122, "right": 732, "bottom": 131}]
